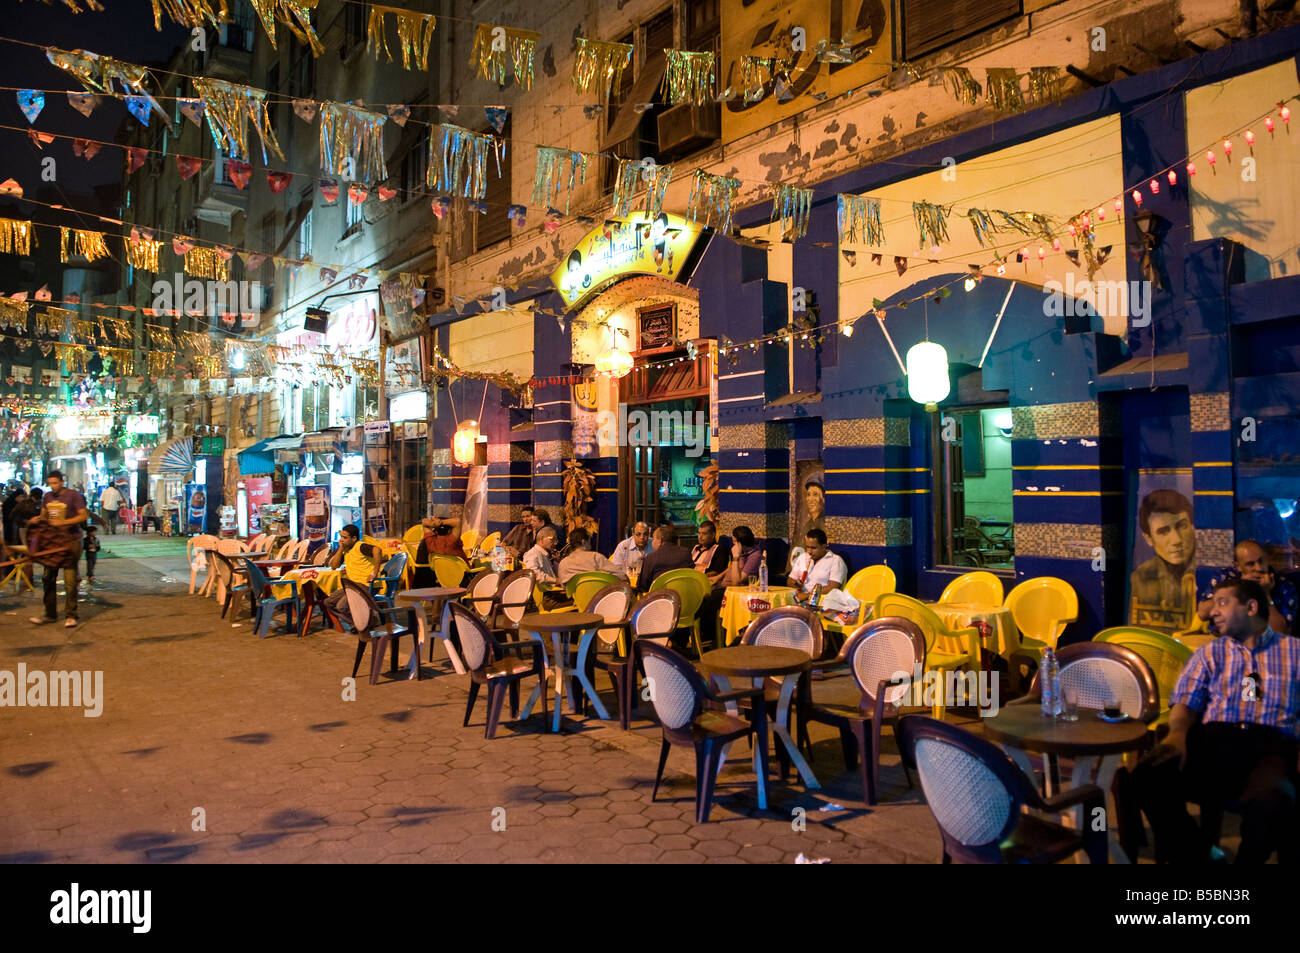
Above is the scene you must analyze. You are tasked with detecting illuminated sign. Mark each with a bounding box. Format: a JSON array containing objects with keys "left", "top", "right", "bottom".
[
  {"left": 552, "top": 213, "right": 704, "bottom": 309},
  {"left": 126, "top": 414, "right": 160, "bottom": 435}
]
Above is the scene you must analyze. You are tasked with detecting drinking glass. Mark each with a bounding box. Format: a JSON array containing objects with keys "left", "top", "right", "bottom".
[{"left": 1060, "top": 686, "right": 1079, "bottom": 721}]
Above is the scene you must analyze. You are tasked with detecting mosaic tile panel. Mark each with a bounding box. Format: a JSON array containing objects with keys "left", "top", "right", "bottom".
[
  {"left": 1197, "top": 528, "right": 1234, "bottom": 568},
  {"left": 825, "top": 418, "right": 884, "bottom": 447},
  {"left": 884, "top": 416, "right": 911, "bottom": 446},
  {"left": 719, "top": 423, "right": 789, "bottom": 450},
  {"left": 1190, "top": 392, "right": 1230, "bottom": 432},
  {"left": 1012, "top": 402, "right": 1099, "bottom": 440},
  {"left": 1014, "top": 522, "right": 1104, "bottom": 560},
  {"left": 535, "top": 440, "right": 574, "bottom": 461},
  {"left": 430, "top": 448, "right": 451, "bottom": 467}
]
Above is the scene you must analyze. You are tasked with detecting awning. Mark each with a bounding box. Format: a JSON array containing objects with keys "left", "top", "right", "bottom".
[
  {"left": 149, "top": 437, "right": 194, "bottom": 475},
  {"left": 604, "top": 53, "right": 666, "bottom": 149},
  {"left": 300, "top": 428, "right": 358, "bottom": 455}
]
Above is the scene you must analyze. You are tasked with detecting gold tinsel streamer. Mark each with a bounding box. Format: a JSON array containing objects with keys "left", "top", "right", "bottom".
[
  {"left": 1027, "top": 67, "right": 1064, "bottom": 105},
  {"left": 837, "top": 194, "right": 883, "bottom": 246},
  {"left": 426, "top": 124, "right": 502, "bottom": 200},
  {"left": 686, "top": 169, "right": 741, "bottom": 233},
  {"left": 470, "top": 24, "right": 540, "bottom": 90},
  {"left": 103, "top": 347, "right": 134, "bottom": 376},
  {"left": 319, "top": 102, "right": 389, "bottom": 183},
  {"left": 0, "top": 218, "right": 33, "bottom": 255},
  {"left": 194, "top": 77, "right": 284, "bottom": 163},
  {"left": 611, "top": 158, "right": 672, "bottom": 219},
  {"left": 194, "top": 355, "right": 223, "bottom": 379},
  {"left": 571, "top": 38, "right": 632, "bottom": 99},
  {"left": 943, "top": 67, "right": 982, "bottom": 105},
  {"left": 127, "top": 236, "right": 162, "bottom": 272},
  {"left": 772, "top": 184, "right": 813, "bottom": 241},
  {"left": 532, "top": 147, "right": 589, "bottom": 215},
  {"left": 105, "top": 317, "right": 132, "bottom": 341},
  {"left": 184, "top": 247, "right": 231, "bottom": 281},
  {"left": 47, "top": 48, "right": 153, "bottom": 95},
  {"left": 367, "top": 5, "right": 436, "bottom": 71},
  {"left": 55, "top": 343, "right": 88, "bottom": 375},
  {"left": 149, "top": 0, "right": 228, "bottom": 30},
  {"left": 994, "top": 210, "right": 1055, "bottom": 242},
  {"left": 59, "top": 227, "right": 111, "bottom": 263},
  {"left": 0, "top": 298, "right": 28, "bottom": 327},
  {"left": 38, "top": 308, "right": 72, "bottom": 336},
  {"left": 985, "top": 68, "right": 1025, "bottom": 112},
  {"left": 740, "top": 55, "right": 774, "bottom": 103},
  {"left": 148, "top": 351, "right": 175, "bottom": 377},
  {"left": 248, "top": 0, "right": 324, "bottom": 56},
  {"left": 73, "top": 318, "right": 98, "bottom": 342},
  {"left": 913, "top": 202, "right": 951, "bottom": 248},
  {"left": 663, "top": 50, "right": 716, "bottom": 106}
]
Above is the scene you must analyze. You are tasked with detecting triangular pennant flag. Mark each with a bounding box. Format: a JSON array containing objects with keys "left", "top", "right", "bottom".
[
  {"left": 176, "top": 155, "right": 202, "bottom": 180},
  {"left": 430, "top": 196, "right": 449, "bottom": 218},
  {"left": 227, "top": 160, "right": 252, "bottom": 190},
  {"left": 347, "top": 183, "right": 368, "bottom": 204},
  {"left": 72, "top": 139, "right": 101, "bottom": 160},
  {"left": 386, "top": 104, "right": 410, "bottom": 127},
  {"left": 582, "top": 105, "right": 604, "bottom": 120},
  {"left": 841, "top": 250, "right": 857, "bottom": 266},
  {"left": 1064, "top": 249, "right": 1081, "bottom": 266},
  {"left": 468, "top": 201, "right": 488, "bottom": 214},
  {"left": 319, "top": 178, "right": 339, "bottom": 205},
  {"left": 124, "top": 96, "right": 151, "bottom": 125},
  {"left": 410, "top": 288, "right": 426, "bottom": 309},
  {"left": 27, "top": 129, "right": 54, "bottom": 149},
  {"left": 485, "top": 106, "right": 507, "bottom": 133},
  {"left": 439, "top": 104, "right": 459, "bottom": 120},
  {"left": 66, "top": 90, "right": 97, "bottom": 117},
  {"left": 894, "top": 256, "right": 908, "bottom": 276},
  {"left": 347, "top": 273, "right": 367, "bottom": 290},
  {"left": 1096, "top": 245, "right": 1113, "bottom": 266},
  {"left": 126, "top": 147, "right": 147, "bottom": 173},
  {"left": 292, "top": 99, "right": 317, "bottom": 123},
  {"left": 215, "top": 245, "right": 234, "bottom": 261},
  {"left": 34, "top": 285, "right": 51, "bottom": 301},
  {"left": 243, "top": 252, "right": 267, "bottom": 270},
  {"left": 544, "top": 208, "right": 562, "bottom": 233},
  {"left": 507, "top": 204, "right": 527, "bottom": 228},
  {"left": 172, "top": 236, "right": 195, "bottom": 255},
  {"left": 319, "top": 267, "right": 338, "bottom": 283},
  {"left": 17, "top": 90, "right": 44, "bottom": 124},
  {"left": 377, "top": 186, "right": 397, "bottom": 201},
  {"left": 870, "top": 253, "right": 883, "bottom": 265},
  {"left": 178, "top": 98, "right": 204, "bottom": 127},
  {"left": 266, "top": 171, "right": 291, "bottom": 193}
]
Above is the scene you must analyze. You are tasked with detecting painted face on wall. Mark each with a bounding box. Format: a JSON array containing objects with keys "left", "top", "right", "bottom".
[
  {"left": 1143, "top": 510, "right": 1195, "bottom": 566},
  {"left": 805, "top": 484, "right": 825, "bottom": 521}
]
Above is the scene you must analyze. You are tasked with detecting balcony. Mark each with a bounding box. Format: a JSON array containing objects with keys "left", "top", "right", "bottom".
[{"left": 196, "top": 158, "right": 247, "bottom": 228}]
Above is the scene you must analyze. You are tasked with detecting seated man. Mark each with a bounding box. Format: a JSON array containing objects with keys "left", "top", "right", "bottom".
[
  {"left": 722, "top": 525, "right": 764, "bottom": 587},
  {"left": 139, "top": 499, "right": 160, "bottom": 533},
  {"left": 501, "top": 505, "right": 535, "bottom": 556},
  {"left": 324, "top": 524, "right": 379, "bottom": 628},
  {"left": 610, "top": 521, "right": 651, "bottom": 578},
  {"left": 1197, "top": 539, "right": 1295, "bottom": 635},
  {"left": 1127, "top": 577, "right": 1300, "bottom": 863},
  {"left": 637, "top": 524, "right": 693, "bottom": 593},
  {"left": 557, "top": 527, "right": 625, "bottom": 585},
  {"left": 789, "top": 528, "right": 848, "bottom": 603},
  {"left": 523, "top": 526, "right": 570, "bottom": 609},
  {"left": 691, "top": 520, "right": 731, "bottom": 649}
]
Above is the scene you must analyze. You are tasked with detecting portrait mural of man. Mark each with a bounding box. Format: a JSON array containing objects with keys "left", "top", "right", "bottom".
[
  {"left": 1129, "top": 485, "right": 1198, "bottom": 633},
  {"left": 794, "top": 460, "right": 826, "bottom": 540}
]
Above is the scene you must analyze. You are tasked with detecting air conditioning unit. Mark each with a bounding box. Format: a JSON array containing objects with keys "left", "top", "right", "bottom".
[{"left": 657, "top": 103, "right": 721, "bottom": 154}]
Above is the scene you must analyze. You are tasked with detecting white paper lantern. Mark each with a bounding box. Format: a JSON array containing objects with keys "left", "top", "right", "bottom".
[
  {"left": 453, "top": 419, "right": 480, "bottom": 465},
  {"left": 906, "top": 341, "right": 950, "bottom": 410}
]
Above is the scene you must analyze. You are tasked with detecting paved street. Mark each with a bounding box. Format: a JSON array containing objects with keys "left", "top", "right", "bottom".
[{"left": 0, "top": 535, "right": 946, "bottom": 864}]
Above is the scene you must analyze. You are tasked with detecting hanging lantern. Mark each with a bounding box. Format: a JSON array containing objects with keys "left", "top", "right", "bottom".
[
  {"left": 1096, "top": 206, "right": 1106, "bottom": 221},
  {"left": 1131, "top": 190, "right": 1143, "bottom": 206},
  {"left": 1206, "top": 150, "right": 1216, "bottom": 166},
  {"left": 1052, "top": 238, "right": 1061, "bottom": 251},
  {"left": 453, "top": 419, "right": 480, "bottom": 465},
  {"left": 1280, "top": 105, "right": 1290, "bottom": 125},
  {"left": 1186, "top": 162, "right": 1196, "bottom": 176},
  {"left": 906, "top": 341, "right": 950, "bottom": 411},
  {"left": 1167, "top": 169, "right": 1178, "bottom": 186},
  {"left": 1149, "top": 178, "right": 1160, "bottom": 194},
  {"left": 1222, "top": 139, "right": 1232, "bottom": 158},
  {"left": 596, "top": 344, "right": 634, "bottom": 379},
  {"left": 1114, "top": 197, "right": 1122, "bottom": 212},
  {"left": 1265, "top": 117, "right": 1275, "bottom": 134},
  {"left": 1244, "top": 130, "right": 1255, "bottom": 147}
]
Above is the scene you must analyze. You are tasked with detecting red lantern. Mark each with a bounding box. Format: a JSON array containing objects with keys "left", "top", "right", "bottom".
[
  {"left": 1131, "top": 190, "right": 1143, "bottom": 206},
  {"left": 1281, "top": 105, "right": 1291, "bottom": 125},
  {"left": 1167, "top": 170, "right": 1178, "bottom": 185},
  {"left": 1186, "top": 162, "right": 1196, "bottom": 176},
  {"left": 1266, "top": 117, "right": 1275, "bottom": 134},
  {"left": 1222, "top": 139, "right": 1232, "bottom": 157},
  {"left": 1149, "top": 179, "right": 1160, "bottom": 194},
  {"left": 1245, "top": 130, "right": 1255, "bottom": 147}
]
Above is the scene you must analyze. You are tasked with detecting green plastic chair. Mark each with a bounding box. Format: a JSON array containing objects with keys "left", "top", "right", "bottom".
[
  {"left": 874, "top": 592, "right": 981, "bottom": 720},
  {"left": 567, "top": 571, "right": 620, "bottom": 611},
  {"left": 650, "top": 567, "right": 712, "bottom": 656},
  {"left": 1094, "top": 626, "right": 1193, "bottom": 728}
]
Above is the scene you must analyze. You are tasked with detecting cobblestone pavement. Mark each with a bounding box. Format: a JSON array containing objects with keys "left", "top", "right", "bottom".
[{"left": 0, "top": 536, "right": 972, "bottom": 863}]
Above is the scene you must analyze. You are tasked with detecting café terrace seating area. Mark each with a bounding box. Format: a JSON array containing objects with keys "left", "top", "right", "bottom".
[{"left": 178, "top": 523, "right": 1232, "bottom": 865}]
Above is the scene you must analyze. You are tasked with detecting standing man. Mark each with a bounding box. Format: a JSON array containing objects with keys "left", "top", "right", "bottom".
[
  {"left": 611, "top": 522, "right": 652, "bottom": 578},
  {"left": 27, "top": 470, "right": 88, "bottom": 628},
  {"left": 98, "top": 480, "right": 123, "bottom": 535}
]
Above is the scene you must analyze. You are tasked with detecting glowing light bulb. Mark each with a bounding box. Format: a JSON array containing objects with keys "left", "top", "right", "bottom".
[
  {"left": 1149, "top": 179, "right": 1160, "bottom": 194},
  {"left": 840, "top": 321, "right": 854, "bottom": 336},
  {"left": 1187, "top": 162, "right": 1196, "bottom": 176},
  {"left": 1266, "top": 117, "right": 1275, "bottom": 133},
  {"left": 995, "top": 263, "right": 1006, "bottom": 276},
  {"left": 1167, "top": 170, "right": 1178, "bottom": 185},
  {"left": 1052, "top": 238, "right": 1061, "bottom": 251},
  {"left": 963, "top": 277, "right": 976, "bottom": 291},
  {"left": 1281, "top": 105, "right": 1290, "bottom": 124},
  {"left": 1037, "top": 246, "right": 1046, "bottom": 261},
  {"left": 1096, "top": 207, "right": 1106, "bottom": 221},
  {"left": 1206, "top": 150, "right": 1216, "bottom": 165},
  {"left": 1245, "top": 130, "right": 1255, "bottom": 146},
  {"left": 1131, "top": 190, "right": 1143, "bottom": 206},
  {"left": 1223, "top": 139, "right": 1232, "bottom": 156},
  {"left": 1114, "top": 198, "right": 1122, "bottom": 211}
]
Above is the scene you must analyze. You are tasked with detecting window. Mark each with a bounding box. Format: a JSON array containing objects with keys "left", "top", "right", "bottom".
[
  {"left": 343, "top": 190, "right": 363, "bottom": 233},
  {"left": 342, "top": 1, "right": 369, "bottom": 59},
  {"left": 220, "top": 0, "right": 256, "bottom": 51},
  {"left": 297, "top": 207, "right": 313, "bottom": 259},
  {"left": 400, "top": 126, "right": 429, "bottom": 200},
  {"left": 288, "top": 39, "right": 314, "bottom": 98},
  {"left": 474, "top": 119, "right": 511, "bottom": 251},
  {"left": 931, "top": 406, "right": 1015, "bottom": 570},
  {"left": 902, "top": 0, "right": 1021, "bottom": 59}
]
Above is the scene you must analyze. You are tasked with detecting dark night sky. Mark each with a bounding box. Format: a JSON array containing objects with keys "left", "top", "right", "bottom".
[{"left": 1, "top": 0, "right": 190, "bottom": 201}]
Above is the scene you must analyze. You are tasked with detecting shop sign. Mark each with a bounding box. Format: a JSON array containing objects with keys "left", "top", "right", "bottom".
[
  {"left": 552, "top": 212, "right": 703, "bottom": 310},
  {"left": 364, "top": 420, "right": 391, "bottom": 434},
  {"left": 200, "top": 436, "right": 226, "bottom": 455}
]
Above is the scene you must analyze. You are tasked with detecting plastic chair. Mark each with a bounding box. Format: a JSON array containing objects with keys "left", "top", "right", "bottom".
[
  {"left": 341, "top": 578, "right": 420, "bottom": 686},
  {"left": 487, "top": 569, "right": 535, "bottom": 638},
  {"left": 240, "top": 557, "right": 298, "bottom": 639},
  {"left": 1093, "top": 626, "right": 1192, "bottom": 728},
  {"left": 739, "top": 607, "right": 824, "bottom": 786},
  {"left": 462, "top": 569, "right": 501, "bottom": 620},
  {"left": 275, "top": 539, "right": 298, "bottom": 560},
  {"left": 187, "top": 533, "right": 219, "bottom": 594},
  {"left": 479, "top": 531, "right": 501, "bottom": 553},
  {"left": 897, "top": 716, "right": 1108, "bottom": 864},
  {"left": 461, "top": 529, "right": 480, "bottom": 554},
  {"left": 1021, "top": 642, "right": 1160, "bottom": 723},
  {"left": 211, "top": 538, "right": 250, "bottom": 601},
  {"left": 210, "top": 552, "right": 250, "bottom": 620},
  {"left": 940, "top": 570, "right": 1005, "bottom": 607},
  {"left": 247, "top": 533, "right": 266, "bottom": 552},
  {"left": 0, "top": 542, "right": 35, "bottom": 593},
  {"left": 575, "top": 584, "right": 634, "bottom": 724},
  {"left": 289, "top": 538, "right": 311, "bottom": 563},
  {"left": 650, "top": 567, "right": 712, "bottom": 656},
  {"left": 370, "top": 551, "right": 409, "bottom": 608},
  {"left": 311, "top": 545, "right": 333, "bottom": 566},
  {"left": 618, "top": 589, "right": 683, "bottom": 728},
  {"left": 1005, "top": 577, "right": 1079, "bottom": 678},
  {"left": 843, "top": 565, "right": 897, "bottom": 623},
  {"left": 801, "top": 616, "right": 926, "bottom": 804},
  {"left": 432, "top": 555, "right": 469, "bottom": 589},
  {"left": 874, "top": 592, "right": 980, "bottom": 721},
  {"left": 449, "top": 601, "right": 549, "bottom": 738},
  {"left": 637, "top": 640, "right": 765, "bottom": 823},
  {"left": 567, "top": 571, "right": 620, "bottom": 610}
]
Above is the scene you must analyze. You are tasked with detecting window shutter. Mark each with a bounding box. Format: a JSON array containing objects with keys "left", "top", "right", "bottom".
[{"left": 902, "top": 0, "right": 1021, "bottom": 59}]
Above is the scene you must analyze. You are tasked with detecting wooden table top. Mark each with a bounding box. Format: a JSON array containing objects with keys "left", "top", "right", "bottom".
[
  {"left": 520, "top": 612, "right": 605, "bottom": 632},
  {"left": 702, "top": 645, "right": 811, "bottom": 678},
  {"left": 397, "top": 587, "right": 466, "bottom": 600},
  {"left": 982, "top": 704, "right": 1151, "bottom": 756}
]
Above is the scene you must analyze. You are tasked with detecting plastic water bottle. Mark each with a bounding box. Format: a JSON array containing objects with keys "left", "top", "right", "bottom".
[
  {"left": 1040, "top": 647, "right": 1061, "bottom": 718},
  {"left": 758, "top": 553, "right": 769, "bottom": 592},
  {"left": 492, "top": 543, "right": 508, "bottom": 574}
]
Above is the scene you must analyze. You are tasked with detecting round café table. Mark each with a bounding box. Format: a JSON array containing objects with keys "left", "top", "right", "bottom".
[
  {"left": 701, "top": 645, "right": 811, "bottom": 810},
  {"left": 983, "top": 704, "right": 1151, "bottom": 863},
  {"left": 395, "top": 587, "right": 466, "bottom": 678},
  {"left": 719, "top": 585, "right": 799, "bottom": 645},
  {"left": 250, "top": 558, "right": 303, "bottom": 578},
  {"left": 517, "top": 612, "right": 608, "bottom": 732},
  {"left": 928, "top": 600, "right": 1020, "bottom": 659}
]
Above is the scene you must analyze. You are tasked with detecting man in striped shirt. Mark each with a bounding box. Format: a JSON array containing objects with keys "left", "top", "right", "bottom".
[{"left": 1130, "top": 576, "right": 1299, "bottom": 863}]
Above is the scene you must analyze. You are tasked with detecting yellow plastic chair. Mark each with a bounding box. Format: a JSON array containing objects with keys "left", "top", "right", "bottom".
[
  {"left": 1005, "top": 576, "right": 1078, "bottom": 658},
  {"left": 874, "top": 592, "right": 980, "bottom": 720},
  {"left": 1094, "top": 626, "right": 1193, "bottom": 729},
  {"left": 567, "top": 571, "right": 620, "bottom": 611},
  {"left": 479, "top": 531, "right": 501, "bottom": 553},
  {"left": 432, "top": 555, "right": 469, "bottom": 589},
  {"left": 651, "top": 567, "right": 712, "bottom": 656},
  {"left": 940, "top": 570, "right": 1005, "bottom": 607},
  {"left": 461, "top": 529, "right": 480, "bottom": 554},
  {"left": 844, "top": 565, "right": 896, "bottom": 623}
]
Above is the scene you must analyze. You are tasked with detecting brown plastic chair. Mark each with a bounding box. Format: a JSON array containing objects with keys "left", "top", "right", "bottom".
[
  {"left": 636, "top": 640, "right": 765, "bottom": 823},
  {"left": 1020, "top": 642, "right": 1161, "bottom": 724},
  {"left": 488, "top": 568, "right": 535, "bottom": 637},
  {"left": 898, "top": 715, "right": 1108, "bottom": 864},
  {"left": 211, "top": 551, "right": 251, "bottom": 620},
  {"left": 577, "top": 583, "right": 635, "bottom": 726},
  {"left": 463, "top": 568, "right": 501, "bottom": 620},
  {"left": 449, "top": 601, "right": 549, "bottom": 738},
  {"left": 800, "top": 616, "right": 926, "bottom": 805},
  {"left": 341, "top": 578, "right": 420, "bottom": 685},
  {"left": 738, "top": 607, "right": 823, "bottom": 777},
  {"left": 610, "top": 589, "right": 682, "bottom": 729}
]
